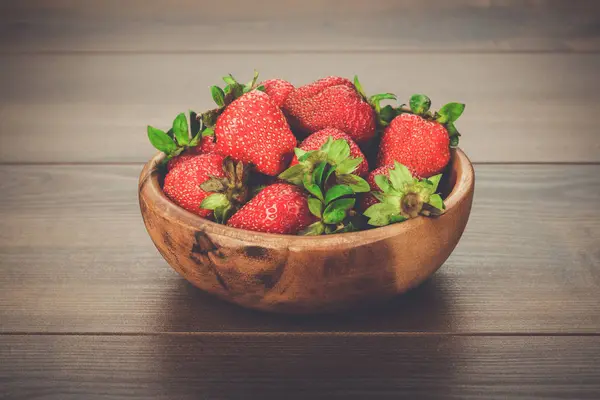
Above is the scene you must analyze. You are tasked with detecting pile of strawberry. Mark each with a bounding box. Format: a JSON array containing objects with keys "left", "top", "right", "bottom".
[{"left": 147, "top": 72, "right": 465, "bottom": 235}]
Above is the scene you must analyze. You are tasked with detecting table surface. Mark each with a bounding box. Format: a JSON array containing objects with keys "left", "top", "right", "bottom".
[{"left": 1, "top": 1, "right": 600, "bottom": 399}]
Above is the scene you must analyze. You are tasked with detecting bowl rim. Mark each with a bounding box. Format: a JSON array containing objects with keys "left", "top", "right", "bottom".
[{"left": 139, "top": 148, "right": 474, "bottom": 248}]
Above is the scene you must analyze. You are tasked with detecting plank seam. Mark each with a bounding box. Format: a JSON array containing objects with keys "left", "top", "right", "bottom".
[{"left": 2, "top": 332, "right": 600, "bottom": 337}]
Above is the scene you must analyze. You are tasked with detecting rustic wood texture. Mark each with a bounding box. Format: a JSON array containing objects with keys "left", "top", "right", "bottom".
[
  {"left": 1, "top": 0, "right": 599, "bottom": 53},
  {"left": 2, "top": 335, "right": 600, "bottom": 399},
  {"left": 1, "top": 53, "right": 599, "bottom": 163},
  {"left": 1, "top": 164, "right": 598, "bottom": 332}
]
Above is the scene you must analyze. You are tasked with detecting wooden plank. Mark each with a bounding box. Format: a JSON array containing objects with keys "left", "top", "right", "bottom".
[
  {"left": 0, "top": 164, "right": 599, "bottom": 333},
  {"left": 1, "top": 53, "right": 599, "bottom": 163},
  {"left": 1, "top": 0, "right": 599, "bottom": 52},
  {"left": 1, "top": 335, "right": 600, "bottom": 399}
]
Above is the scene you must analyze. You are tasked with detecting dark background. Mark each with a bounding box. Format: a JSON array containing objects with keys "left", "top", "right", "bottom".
[{"left": 1, "top": 1, "right": 599, "bottom": 399}]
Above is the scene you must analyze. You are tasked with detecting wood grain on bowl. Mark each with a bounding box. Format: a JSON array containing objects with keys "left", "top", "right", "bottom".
[{"left": 138, "top": 149, "right": 474, "bottom": 313}]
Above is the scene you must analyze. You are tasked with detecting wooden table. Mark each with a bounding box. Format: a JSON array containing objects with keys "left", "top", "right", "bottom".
[{"left": 1, "top": 1, "right": 600, "bottom": 398}]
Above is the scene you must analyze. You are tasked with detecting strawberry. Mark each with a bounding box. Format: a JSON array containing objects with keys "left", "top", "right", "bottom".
[
  {"left": 215, "top": 90, "right": 297, "bottom": 176},
  {"left": 290, "top": 128, "right": 369, "bottom": 177},
  {"left": 282, "top": 76, "right": 395, "bottom": 144},
  {"left": 261, "top": 79, "right": 295, "bottom": 108},
  {"left": 362, "top": 162, "right": 445, "bottom": 227},
  {"left": 226, "top": 183, "right": 316, "bottom": 234},
  {"left": 165, "top": 153, "right": 253, "bottom": 221},
  {"left": 197, "top": 134, "right": 217, "bottom": 154},
  {"left": 163, "top": 153, "right": 227, "bottom": 218},
  {"left": 283, "top": 76, "right": 374, "bottom": 143},
  {"left": 377, "top": 95, "right": 465, "bottom": 178}
]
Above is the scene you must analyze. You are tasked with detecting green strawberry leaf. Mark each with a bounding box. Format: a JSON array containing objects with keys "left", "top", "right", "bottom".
[
  {"left": 214, "top": 203, "right": 235, "bottom": 224},
  {"left": 307, "top": 197, "right": 323, "bottom": 218},
  {"left": 299, "top": 221, "right": 325, "bottom": 236},
  {"left": 200, "top": 193, "right": 229, "bottom": 210},
  {"left": 437, "top": 102, "right": 465, "bottom": 124},
  {"left": 427, "top": 174, "right": 443, "bottom": 192},
  {"left": 363, "top": 203, "right": 395, "bottom": 226},
  {"left": 353, "top": 75, "right": 367, "bottom": 98},
  {"left": 202, "top": 127, "right": 215, "bottom": 137},
  {"left": 172, "top": 112, "right": 189, "bottom": 146},
  {"left": 336, "top": 174, "right": 370, "bottom": 193},
  {"left": 446, "top": 121, "right": 460, "bottom": 137},
  {"left": 427, "top": 193, "right": 444, "bottom": 211},
  {"left": 369, "top": 93, "right": 397, "bottom": 103},
  {"left": 147, "top": 126, "right": 177, "bottom": 155},
  {"left": 319, "top": 136, "right": 334, "bottom": 154},
  {"left": 222, "top": 74, "right": 237, "bottom": 85},
  {"left": 369, "top": 93, "right": 397, "bottom": 113},
  {"left": 390, "top": 214, "right": 408, "bottom": 223},
  {"left": 225, "top": 82, "right": 244, "bottom": 100},
  {"left": 371, "top": 191, "right": 387, "bottom": 202},
  {"left": 409, "top": 94, "right": 431, "bottom": 115},
  {"left": 323, "top": 198, "right": 355, "bottom": 224},
  {"left": 336, "top": 157, "right": 362, "bottom": 175},
  {"left": 243, "top": 70, "right": 260, "bottom": 93},
  {"left": 450, "top": 135, "right": 460, "bottom": 147},
  {"left": 294, "top": 148, "right": 308, "bottom": 159},
  {"left": 327, "top": 139, "right": 351, "bottom": 165},
  {"left": 189, "top": 132, "right": 201, "bottom": 147},
  {"left": 333, "top": 220, "right": 361, "bottom": 233},
  {"left": 189, "top": 110, "right": 200, "bottom": 136},
  {"left": 303, "top": 173, "right": 324, "bottom": 202},
  {"left": 374, "top": 174, "right": 392, "bottom": 193},
  {"left": 324, "top": 164, "right": 337, "bottom": 183},
  {"left": 255, "top": 84, "right": 266, "bottom": 92},
  {"left": 325, "top": 184, "right": 353, "bottom": 204},
  {"left": 389, "top": 162, "right": 414, "bottom": 190},
  {"left": 300, "top": 150, "right": 328, "bottom": 165},
  {"left": 211, "top": 86, "right": 225, "bottom": 107},
  {"left": 379, "top": 105, "right": 397, "bottom": 125},
  {"left": 278, "top": 164, "right": 306, "bottom": 186},
  {"left": 312, "top": 162, "right": 327, "bottom": 187}
]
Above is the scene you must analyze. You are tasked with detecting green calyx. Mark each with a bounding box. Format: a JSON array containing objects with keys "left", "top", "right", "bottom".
[
  {"left": 278, "top": 136, "right": 369, "bottom": 235},
  {"left": 211, "top": 70, "right": 265, "bottom": 109},
  {"left": 199, "top": 157, "right": 252, "bottom": 223},
  {"left": 406, "top": 94, "right": 466, "bottom": 147},
  {"left": 147, "top": 110, "right": 207, "bottom": 163},
  {"left": 363, "top": 162, "right": 445, "bottom": 227},
  {"left": 353, "top": 75, "right": 399, "bottom": 127}
]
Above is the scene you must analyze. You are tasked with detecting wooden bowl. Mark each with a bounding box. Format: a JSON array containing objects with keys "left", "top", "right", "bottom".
[{"left": 138, "top": 149, "right": 474, "bottom": 314}]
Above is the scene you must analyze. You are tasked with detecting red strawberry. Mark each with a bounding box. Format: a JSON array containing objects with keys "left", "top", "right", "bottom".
[
  {"left": 163, "top": 153, "right": 226, "bottom": 217},
  {"left": 359, "top": 165, "right": 393, "bottom": 211},
  {"left": 196, "top": 134, "right": 217, "bottom": 154},
  {"left": 377, "top": 113, "right": 451, "bottom": 178},
  {"left": 261, "top": 79, "right": 295, "bottom": 108},
  {"left": 283, "top": 76, "right": 376, "bottom": 143},
  {"left": 290, "top": 128, "right": 369, "bottom": 177},
  {"left": 227, "top": 183, "right": 316, "bottom": 234},
  {"left": 167, "top": 136, "right": 217, "bottom": 170},
  {"left": 215, "top": 90, "right": 297, "bottom": 176}
]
